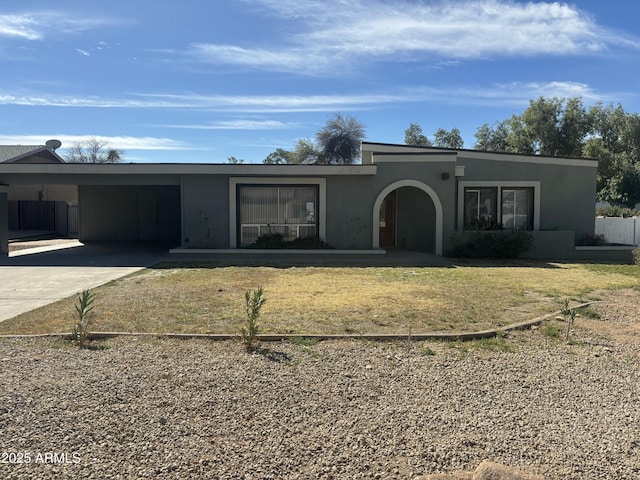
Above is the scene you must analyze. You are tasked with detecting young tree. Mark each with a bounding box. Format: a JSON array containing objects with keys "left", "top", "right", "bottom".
[
  {"left": 316, "top": 113, "right": 366, "bottom": 164},
  {"left": 433, "top": 128, "right": 464, "bottom": 149},
  {"left": 66, "top": 138, "right": 123, "bottom": 163},
  {"left": 404, "top": 123, "right": 431, "bottom": 146}
]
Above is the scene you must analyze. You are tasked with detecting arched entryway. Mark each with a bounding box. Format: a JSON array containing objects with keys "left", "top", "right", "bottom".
[{"left": 372, "top": 180, "right": 443, "bottom": 255}]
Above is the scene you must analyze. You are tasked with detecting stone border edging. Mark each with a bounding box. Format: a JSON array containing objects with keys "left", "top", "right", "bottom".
[{"left": 0, "top": 303, "right": 590, "bottom": 342}]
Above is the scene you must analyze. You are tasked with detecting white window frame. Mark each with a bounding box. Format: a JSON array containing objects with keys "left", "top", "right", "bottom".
[
  {"left": 229, "top": 177, "right": 326, "bottom": 248},
  {"left": 457, "top": 181, "right": 540, "bottom": 231}
]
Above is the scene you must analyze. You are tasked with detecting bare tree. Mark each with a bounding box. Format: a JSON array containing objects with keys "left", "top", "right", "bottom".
[{"left": 66, "top": 138, "right": 123, "bottom": 163}]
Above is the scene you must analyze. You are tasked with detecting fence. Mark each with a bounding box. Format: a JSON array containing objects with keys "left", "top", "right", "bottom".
[
  {"left": 595, "top": 217, "right": 640, "bottom": 246},
  {"left": 8, "top": 200, "right": 79, "bottom": 237}
]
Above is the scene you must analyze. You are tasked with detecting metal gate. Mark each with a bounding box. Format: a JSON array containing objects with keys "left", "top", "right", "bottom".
[{"left": 10, "top": 200, "right": 56, "bottom": 230}]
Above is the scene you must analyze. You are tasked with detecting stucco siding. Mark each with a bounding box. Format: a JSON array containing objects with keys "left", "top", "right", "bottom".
[
  {"left": 325, "top": 176, "right": 373, "bottom": 249},
  {"left": 181, "top": 175, "right": 229, "bottom": 248},
  {"left": 457, "top": 156, "right": 597, "bottom": 239}
]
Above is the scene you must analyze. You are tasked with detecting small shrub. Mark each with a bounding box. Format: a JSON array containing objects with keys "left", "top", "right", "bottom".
[
  {"left": 451, "top": 230, "right": 534, "bottom": 258},
  {"left": 248, "top": 234, "right": 333, "bottom": 249},
  {"left": 240, "top": 287, "right": 266, "bottom": 352},
  {"left": 632, "top": 246, "right": 640, "bottom": 266},
  {"left": 421, "top": 345, "right": 436, "bottom": 356},
  {"left": 289, "top": 336, "right": 319, "bottom": 347},
  {"left": 541, "top": 324, "right": 560, "bottom": 338},
  {"left": 560, "top": 298, "right": 577, "bottom": 342},
  {"left": 286, "top": 235, "right": 333, "bottom": 249},
  {"left": 575, "top": 306, "right": 601, "bottom": 320},
  {"left": 250, "top": 233, "right": 287, "bottom": 249},
  {"left": 73, "top": 289, "right": 96, "bottom": 348},
  {"left": 576, "top": 233, "right": 607, "bottom": 246}
]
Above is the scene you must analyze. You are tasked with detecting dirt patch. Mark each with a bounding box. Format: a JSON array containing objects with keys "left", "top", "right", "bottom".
[{"left": 582, "top": 288, "right": 640, "bottom": 346}]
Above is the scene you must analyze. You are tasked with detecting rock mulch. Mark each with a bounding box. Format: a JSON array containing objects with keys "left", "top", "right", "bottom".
[{"left": 1, "top": 306, "right": 640, "bottom": 479}]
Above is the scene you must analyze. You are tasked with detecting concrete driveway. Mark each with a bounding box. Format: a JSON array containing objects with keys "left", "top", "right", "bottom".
[{"left": 0, "top": 242, "right": 168, "bottom": 323}]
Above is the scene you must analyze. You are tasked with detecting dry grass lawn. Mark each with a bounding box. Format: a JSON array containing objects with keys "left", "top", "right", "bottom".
[{"left": 0, "top": 261, "right": 638, "bottom": 335}]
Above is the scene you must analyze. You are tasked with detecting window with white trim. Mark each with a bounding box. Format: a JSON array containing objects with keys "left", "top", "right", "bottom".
[
  {"left": 464, "top": 187, "right": 497, "bottom": 230},
  {"left": 501, "top": 188, "right": 534, "bottom": 230},
  {"left": 237, "top": 185, "right": 318, "bottom": 246},
  {"left": 464, "top": 186, "right": 534, "bottom": 230}
]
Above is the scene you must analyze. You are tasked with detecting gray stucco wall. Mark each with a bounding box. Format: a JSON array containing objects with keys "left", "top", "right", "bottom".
[
  {"left": 457, "top": 155, "right": 598, "bottom": 240},
  {"left": 324, "top": 161, "right": 456, "bottom": 252},
  {"left": 181, "top": 175, "right": 230, "bottom": 248}
]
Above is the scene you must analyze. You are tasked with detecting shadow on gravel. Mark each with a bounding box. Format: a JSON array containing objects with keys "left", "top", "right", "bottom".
[{"left": 256, "top": 347, "right": 293, "bottom": 364}]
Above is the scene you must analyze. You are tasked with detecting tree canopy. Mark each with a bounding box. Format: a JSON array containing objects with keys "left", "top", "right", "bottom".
[
  {"left": 474, "top": 97, "right": 640, "bottom": 207},
  {"left": 404, "top": 123, "right": 431, "bottom": 146},
  {"left": 404, "top": 124, "right": 463, "bottom": 148},
  {"left": 66, "top": 138, "right": 123, "bottom": 163}
]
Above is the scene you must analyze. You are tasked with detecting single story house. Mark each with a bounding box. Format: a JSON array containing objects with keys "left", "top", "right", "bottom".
[{"left": 0, "top": 142, "right": 598, "bottom": 258}]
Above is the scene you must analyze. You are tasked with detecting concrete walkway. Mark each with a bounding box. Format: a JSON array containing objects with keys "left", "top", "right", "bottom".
[{"left": 0, "top": 242, "right": 167, "bottom": 323}]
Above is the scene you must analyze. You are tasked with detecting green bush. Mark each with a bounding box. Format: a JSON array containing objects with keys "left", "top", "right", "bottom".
[
  {"left": 596, "top": 205, "right": 639, "bottom": 217},
  {"left": 451, "top": 230, "right": 534, "bottom": 258},
  {"left": 248, "top": 234, "right": 333, "bottom": 249},
  {"left": 632, "top": 246, "right": 640, "bottom": 266}
]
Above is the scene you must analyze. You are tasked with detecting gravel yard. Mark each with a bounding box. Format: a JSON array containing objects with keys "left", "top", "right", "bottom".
[{"left": 1, "top": 290, "right": 639, "bottom": 479}]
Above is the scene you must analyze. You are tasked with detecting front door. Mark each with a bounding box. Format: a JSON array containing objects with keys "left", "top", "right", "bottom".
[
  {"left": 379, "top": 191, "right": 396, "bottom": 247},
  {"left": 137, "top": 191, "right": 159, "bottom": 241}
]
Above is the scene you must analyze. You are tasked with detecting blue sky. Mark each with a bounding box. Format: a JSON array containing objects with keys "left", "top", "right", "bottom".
[{"left": 0, "top": 0, "right": 639, "bottom": 163}]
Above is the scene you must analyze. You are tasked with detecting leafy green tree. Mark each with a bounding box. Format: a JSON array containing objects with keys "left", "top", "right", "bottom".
[
  {"left": 433, "top": 127, "right": 464, "bottom": 149},
  {"left": 66, "top": 137, "right": 123, "bottom": 163},
  {"left": 404, "top": 123, "right": 431, "bottom": 146},
  {"left": 474, "top": 96, "right": 640, "bottom": 207},
  {"left": 263, "top": 148, "right": 294, "bottom": 164},
  {"left": 227, "top": 156, "right": 244, "bottom": 164},
  {"left": 474, "top": 122, "right": 509, "bottom": 151},
  {"left": 316, "top": 113, "right": 366, "bottom": 164},
  {"left": 293, "top": 138, "right": 321, "bottom": 164}
]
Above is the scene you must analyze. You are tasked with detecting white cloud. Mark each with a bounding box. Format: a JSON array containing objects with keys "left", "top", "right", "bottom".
[
  {"left": 0, "top": 12, "right": 122, "bottom": 40},
  {"left": 76, "top": 48, "right": 90, "bottom": 56},
  {"left": 0, "top": 134, "right": 187, "bottom": 151},
  {"left": 0, "top": 81, "right": 621, "bottom": 114},
  {"left": 158, "top": 120, "right": 298, "bottom": 130},
  {"left": 191, "top": 0, "right": 640, "bottom": 75}
]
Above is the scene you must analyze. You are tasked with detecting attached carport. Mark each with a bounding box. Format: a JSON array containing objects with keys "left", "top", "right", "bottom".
[{"left": 0, "top": 163, "right": 184, "bottom": 256}]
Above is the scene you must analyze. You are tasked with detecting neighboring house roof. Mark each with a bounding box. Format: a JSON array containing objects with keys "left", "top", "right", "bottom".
[{"left": 0, "top": 143, "right": 65, "bottom": 164}]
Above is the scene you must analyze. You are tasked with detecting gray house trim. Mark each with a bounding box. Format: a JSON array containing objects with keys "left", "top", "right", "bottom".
[{"left": 372, "top": 179, "right": 444, "bottom": 255}]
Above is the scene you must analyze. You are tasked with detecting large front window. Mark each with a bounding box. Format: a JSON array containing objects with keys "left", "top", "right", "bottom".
[{"left": 238, "top": 185, "right": 318, "bottom": 246}]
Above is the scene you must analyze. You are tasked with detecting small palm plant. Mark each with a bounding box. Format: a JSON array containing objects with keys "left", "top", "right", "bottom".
[
  {"left": 560, "top": 298, "right": 577, "bottom": 342},
  {"left": 73, "top": 289, "right": 96, "bottom": 348},
  {"left": 240, "top": 287, "right": 266, "bottom": 352}
]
